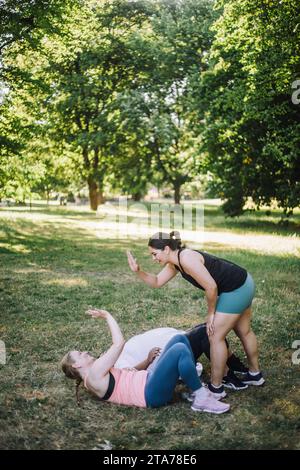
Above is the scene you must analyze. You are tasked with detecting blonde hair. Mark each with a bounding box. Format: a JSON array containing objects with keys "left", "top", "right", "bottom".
[{"left": 61, "top": 352, "right": 82, "bottom": 406}]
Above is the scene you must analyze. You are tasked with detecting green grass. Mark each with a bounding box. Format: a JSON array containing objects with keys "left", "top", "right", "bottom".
[{"left": 0, "top": 202, "right": 300, "bottom": 450}]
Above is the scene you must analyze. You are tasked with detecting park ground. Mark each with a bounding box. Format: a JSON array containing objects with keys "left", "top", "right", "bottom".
[{"left": 0, "top": 200, "right": 299, "bottom": 449}]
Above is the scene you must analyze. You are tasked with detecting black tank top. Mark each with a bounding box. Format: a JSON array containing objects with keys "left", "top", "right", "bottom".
[{"left": 175, "top": 249, "right": 247, "bottom": 295}]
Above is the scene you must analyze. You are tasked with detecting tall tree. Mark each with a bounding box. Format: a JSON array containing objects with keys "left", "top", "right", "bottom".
[
  {"left": 42, "top": 0, "right": 153, "bottom": 210},
  {"left": 197, "top": 0, "right": 300, "bottom": 216},
  {"left": 130, "top": 0, "right": 216, "bottom": 203},
  {"left": 0, "top": 0, "right": 81, "bottom": 199}
]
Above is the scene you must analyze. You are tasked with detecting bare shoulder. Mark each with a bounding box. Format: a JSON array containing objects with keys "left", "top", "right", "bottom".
[
  {"left": 180, "top": 248, "right": 204, "bottom": 266},
  {"left": 85, "top": 371, "right": 110, "bottom": 399}
]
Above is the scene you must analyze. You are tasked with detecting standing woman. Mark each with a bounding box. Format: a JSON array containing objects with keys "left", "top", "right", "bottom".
[{"left": 127, "top": 231, "right": 264, "bottom": 399}]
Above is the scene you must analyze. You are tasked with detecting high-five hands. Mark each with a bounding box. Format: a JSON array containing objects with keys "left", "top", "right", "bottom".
[{"left": 127, "top": 250, "right": 140, "bottom": 272}]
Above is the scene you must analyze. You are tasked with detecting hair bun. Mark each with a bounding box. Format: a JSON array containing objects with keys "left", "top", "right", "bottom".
[
  {"left": 170, "top": 230, "right": 181, "bottom": 240},
  {"left": 149, "top": 231, "right": 184, "bottom": 251}
]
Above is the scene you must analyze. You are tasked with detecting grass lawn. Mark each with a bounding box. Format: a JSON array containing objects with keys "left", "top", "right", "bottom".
[{"left": 0, "top": 201, "right": 300, "bottom": 450}]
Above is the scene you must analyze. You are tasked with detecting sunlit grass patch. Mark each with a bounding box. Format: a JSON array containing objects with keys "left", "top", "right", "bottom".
[{"left": 42, "top": 278, "right": 88, "bottom": 287}]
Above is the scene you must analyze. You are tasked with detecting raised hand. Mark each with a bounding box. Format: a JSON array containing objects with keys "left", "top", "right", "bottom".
[
  {"left": 86, "top": 308, "right": 110, "bottom": 319},
  {"left": 127, "top": 250, "right": 140, "bottom": 272}
]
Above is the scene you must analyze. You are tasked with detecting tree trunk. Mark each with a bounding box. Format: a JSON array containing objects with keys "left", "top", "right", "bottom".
[
  {"left": 132, "top": 192, "right": 142, "bottom": 202},
  {"left": 88, "top": 176, "right": 105, "bottom": 210},
  {"left": 173, "top": 182, "right": 181, "bottom": 204}
]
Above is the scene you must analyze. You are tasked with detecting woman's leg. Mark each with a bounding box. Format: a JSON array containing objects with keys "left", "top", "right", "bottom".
[
  {"left": 233, "top": 307, "right": 260, "bottom": 372},
  {"left": 209, "top": 313, "right": 240, "bottom": 387},
  {"left": 210, "top": 274, "right": 256, "bottom": 387},
  {"left": 145, "top": 334, "right": 202, "bottom": 407}
]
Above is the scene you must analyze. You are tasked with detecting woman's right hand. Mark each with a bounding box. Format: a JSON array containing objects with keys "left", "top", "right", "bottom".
[
  {"left": 86, "top": 308, "right": 110, "bottom": 319},
  {"left": 206, "top": 313, "right": 215, "bottom": 336},
  {"left": 147, "top": 347, "right": 161, "bottom": 365},
  {"left": 127, "top": 250, "right": 140, "bottom": 272}
]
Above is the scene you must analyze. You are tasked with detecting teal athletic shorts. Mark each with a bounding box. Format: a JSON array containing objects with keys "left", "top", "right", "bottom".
[{"left": 216, "top": 273, "right": 255, "bottom": 314}]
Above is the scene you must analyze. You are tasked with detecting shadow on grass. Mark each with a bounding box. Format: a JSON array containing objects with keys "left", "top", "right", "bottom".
[
  {"left": 1, "top": 215, "right": 299, "bottom": 340},
  {"left": 0, "top": 203, "right": 96, "bottom": 219}
]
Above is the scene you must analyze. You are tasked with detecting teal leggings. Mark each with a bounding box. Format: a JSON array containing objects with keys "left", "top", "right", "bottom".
[{"left": 216, "top": 273, "right": 256, "bottom": 314}]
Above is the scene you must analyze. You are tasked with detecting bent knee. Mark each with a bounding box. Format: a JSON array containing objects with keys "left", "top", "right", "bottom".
[
  {"left": 172, "top": 333, "right": 186, "bottom": 343},
  {"left": 209, "top": 334, "right": 227, "bottom": 344},
  {"left": 234, "top": 327, "right": 252, "bottom": 339}
]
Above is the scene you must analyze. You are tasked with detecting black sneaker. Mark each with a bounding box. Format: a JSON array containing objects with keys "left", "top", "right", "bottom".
[
  {"left": 242, "top": 371, "right": 265, "bottom": 386},
  {"left": 222, "top": 370, "right": 248, "bottom": 390},
  {"left": 207, "top": 382, "right": 227, "bottom": 400},
  {"left": 226, "top": 354, "right": 249, "bottom": 375}
]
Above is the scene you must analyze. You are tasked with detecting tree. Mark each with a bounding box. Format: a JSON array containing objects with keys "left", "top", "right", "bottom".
[
  {"left": 0, "top": 0, "right": 80, "bottom": 57},
  {"left": 41, "top": 0, "right": 154, "bottom": 210},
  {"left": 197, "top": 0, "right": 300, "bottom": 216},
  {"left": 115, "top": 0, "right": 216, "bottom": 204},
  {"left": 0, "top": 0, "right": 82, "bottom": 199}
]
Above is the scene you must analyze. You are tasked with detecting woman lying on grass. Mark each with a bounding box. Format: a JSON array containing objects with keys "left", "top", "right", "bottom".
[{"left": 61, "top": 308, "right": 230, "bottom": 414}]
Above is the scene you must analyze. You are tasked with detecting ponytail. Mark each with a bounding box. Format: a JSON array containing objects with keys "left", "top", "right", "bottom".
[
  {"left": 61, "top": 352, "right": 83, "bottom": 407},
  {"left": 75, "top": 378, "right": 82, "bottom": 407}
]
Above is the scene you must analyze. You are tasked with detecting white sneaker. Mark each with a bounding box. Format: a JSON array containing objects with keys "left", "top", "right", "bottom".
[{"left": 191, "top": 387, "right": 230, "bottom": 414}]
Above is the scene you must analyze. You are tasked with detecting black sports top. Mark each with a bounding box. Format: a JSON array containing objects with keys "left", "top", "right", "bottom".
[
  {"left": 102, "top": 372, "right": 115, "bottom": 400},
  {"left": 175, "top": 248, "right": 247, "bottom": 295}
]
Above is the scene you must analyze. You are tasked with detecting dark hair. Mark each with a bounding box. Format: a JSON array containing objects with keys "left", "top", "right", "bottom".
[{"left": 148, "top": 231, "right": 184, "bottom": 251}]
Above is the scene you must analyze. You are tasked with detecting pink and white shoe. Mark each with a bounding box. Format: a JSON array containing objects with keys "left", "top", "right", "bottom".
[{"left": 191, "top": 387, "right": 230, "bottom": 414}]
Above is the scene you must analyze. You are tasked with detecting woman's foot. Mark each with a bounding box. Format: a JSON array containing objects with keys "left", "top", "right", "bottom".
[
  {"left": 242, "top": 371, "right": 265, "bottom": 386},
  {"left": 222, "top": 370, "right": 248, "bottom": 390},
  {"left": 207, "top": 382, "right": 227, "bottom": 399},
  {"left": 191, "top": 387, "right": 230, "bottom": 414}
]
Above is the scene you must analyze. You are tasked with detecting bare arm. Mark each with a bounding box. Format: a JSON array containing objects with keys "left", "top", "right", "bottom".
[
  {"left": 138, "top": 263, "right": 178, "bottom": 288},
  {"left": 86, "top": 309, "right": 125, "bottom": 378},
  {"left": 127, "top": 251, "right": 177, "bottom": 288}
]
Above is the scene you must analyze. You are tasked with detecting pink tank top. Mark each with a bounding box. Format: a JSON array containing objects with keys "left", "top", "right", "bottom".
[{"left": 107, "top": 368, "right": 147, "bottom": 408}]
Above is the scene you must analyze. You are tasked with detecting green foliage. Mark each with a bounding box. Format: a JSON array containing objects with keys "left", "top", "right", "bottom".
[
  {"left": 0, "top": 0, "right": 82, "bottom": 201},
  {"left": 197, "top": 0, "right": 300, "bottom": 216},
  {"left": 110, "top": 0, "right": 217, "bottom": 203},
  {"left": 0, "top": 0, "right": 80, "bottom": 56},
  {"left": 1, "top": 0, "right": 299, "bottom": 214}
]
